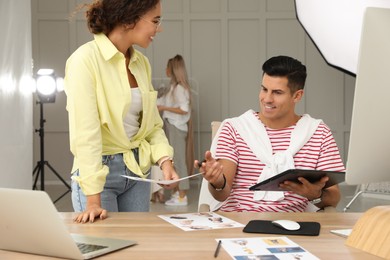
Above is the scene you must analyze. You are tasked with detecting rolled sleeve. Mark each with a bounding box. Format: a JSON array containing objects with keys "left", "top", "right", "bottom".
[
  {"left": 65, "top": 44, "right": 108, "bottom": 195},
  {"left": 71, "top": 165, "right": 109, "bottom": 195}
]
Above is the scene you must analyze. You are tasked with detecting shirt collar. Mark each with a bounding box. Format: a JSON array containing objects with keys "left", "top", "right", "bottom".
[
  {"left": 94, "top": 33, "right": 139, "bottom": 63},
  {"left": 94, "top": 33, "right": 118, "bottom": 61}
]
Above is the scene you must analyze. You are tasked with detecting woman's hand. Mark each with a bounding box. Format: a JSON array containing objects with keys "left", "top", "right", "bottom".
[
  {"left": 159, "top": 157, "right": 179, "bottom": 189},
  {"left": 73, "top": 194, "right": 108, "bottom": 223}
]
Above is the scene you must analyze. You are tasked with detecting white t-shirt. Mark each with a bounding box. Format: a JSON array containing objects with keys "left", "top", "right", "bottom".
[
  {"left": 158, "top": 84, "right": 190, "bottom": 132},
  {"left": 123, "top": 88, "right": 142, "bottom": 139}
]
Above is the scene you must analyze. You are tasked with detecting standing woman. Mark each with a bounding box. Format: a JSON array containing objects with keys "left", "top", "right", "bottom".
[
  {"left": 64, "top": 0, "right": 178, "bottom": 223},
  {"left": 158, "top": 55, "right": 192, "bottom": 206}
]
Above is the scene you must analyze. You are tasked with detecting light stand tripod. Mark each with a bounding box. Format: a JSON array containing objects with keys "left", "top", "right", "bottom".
[{"left": 32, "top": 101, "right": 71, "bottom": 203}]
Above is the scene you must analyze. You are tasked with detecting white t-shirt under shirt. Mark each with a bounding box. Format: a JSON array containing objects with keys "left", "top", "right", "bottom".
[
  {"left": 123, "top": 88, "right": 142, "bottom": 139},
  {"left": 158, "top": 84, "right": 190, "bottom": 132},
  {"left": 214, "top": 115, "right": 345, "bottom": 212}
]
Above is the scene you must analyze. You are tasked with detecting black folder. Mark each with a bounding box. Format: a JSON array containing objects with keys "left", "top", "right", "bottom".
[
  {"left": 249, "top": 169, "right": 345, "bottom": 191},
  {"left": 243, "top": 220, "right": 321, "bottom": 236}
]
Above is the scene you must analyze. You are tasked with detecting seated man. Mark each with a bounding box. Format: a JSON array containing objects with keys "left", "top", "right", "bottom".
[{"left": 196, "top": 55, "right": 345, "bottom": 212}]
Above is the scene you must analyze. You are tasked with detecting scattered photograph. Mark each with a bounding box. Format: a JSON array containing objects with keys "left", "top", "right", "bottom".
[
  {"left": 158, "top": 212, "right": 244, "bottom": 231},
  {"left": 217, "top": 237, "right": 319, "bottom": 260}
]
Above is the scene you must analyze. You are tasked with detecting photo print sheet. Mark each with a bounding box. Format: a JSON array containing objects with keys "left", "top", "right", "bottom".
[
  {"left": 158, "top": 212, "right": 245, "bottom": 231},
  {"left": 217, "top": 236, "right": 319, "bottom": 260}
]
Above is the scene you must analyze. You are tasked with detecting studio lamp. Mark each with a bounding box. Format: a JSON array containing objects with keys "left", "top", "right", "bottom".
[
  {"left": 295, "top": 0, "right": 390, "bottom": 75},
  {"left": 32, "top": 68, "right": 70, "bottom": 203},
  {"left": 35, "top": 68, "right": 63, "bottom": 103}
]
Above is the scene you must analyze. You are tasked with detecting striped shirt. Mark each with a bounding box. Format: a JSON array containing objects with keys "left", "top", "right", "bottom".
[{"left": 214, "top": 115, "right": 345, "bottom": 212}]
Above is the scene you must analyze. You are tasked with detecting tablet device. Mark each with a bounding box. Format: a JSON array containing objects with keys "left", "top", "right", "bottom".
[{"left": 249, "top": 169, "right": 345, "bottom": 191}]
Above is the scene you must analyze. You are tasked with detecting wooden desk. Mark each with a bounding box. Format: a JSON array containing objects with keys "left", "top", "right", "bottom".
[{"left": 0, "top": 212, "right": 382, "bottom": 259}]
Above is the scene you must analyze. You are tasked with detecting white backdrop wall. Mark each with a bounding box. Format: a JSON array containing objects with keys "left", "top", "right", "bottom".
[
  {"left": 0, "top": 0, "right": 33, "bottom": 189},
  {"left": 31, "top": 0, "right": 355, "bottom": 185}
]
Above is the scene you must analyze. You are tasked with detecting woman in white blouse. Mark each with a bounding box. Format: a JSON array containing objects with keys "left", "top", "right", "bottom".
[{"left": 157, "top": 55, "right": 192, "bottom": 206}]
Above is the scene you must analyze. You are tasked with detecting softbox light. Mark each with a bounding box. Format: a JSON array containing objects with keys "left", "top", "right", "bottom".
[{"left": 295, "top": 0, "right": 390, "bottom": 75}]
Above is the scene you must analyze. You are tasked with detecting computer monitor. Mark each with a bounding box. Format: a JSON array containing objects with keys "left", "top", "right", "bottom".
[{"left": 345, "top": 7, "right": 390, "bottom": 185}]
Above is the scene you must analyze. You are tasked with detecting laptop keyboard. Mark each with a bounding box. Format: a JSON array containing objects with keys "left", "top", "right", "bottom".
[{"left": 76, "top": 242, "right": 108, "bottom": 254}]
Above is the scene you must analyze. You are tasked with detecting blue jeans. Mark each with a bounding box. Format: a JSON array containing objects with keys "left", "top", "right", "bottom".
[{"left": 71, "top": 150, "right": 151, "bottom": 212}]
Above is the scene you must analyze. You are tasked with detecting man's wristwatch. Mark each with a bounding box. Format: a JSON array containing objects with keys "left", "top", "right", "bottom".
[
  {"left": 309, "top": 197, "right": 322, "bottom": 204},
  {"left": 309, "top": 190, "right": 323, "bottom": 204}
]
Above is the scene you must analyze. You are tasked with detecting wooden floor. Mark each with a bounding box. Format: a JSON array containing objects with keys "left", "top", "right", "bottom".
[{"left": 45, "top": 176, "right": 390, "bottom": 213}]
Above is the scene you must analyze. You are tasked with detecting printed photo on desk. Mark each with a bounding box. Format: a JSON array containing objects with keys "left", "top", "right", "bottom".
[
  {"left": 158, "top": 212, "right": 245, "bottom": 231},
  {"left": 217, "top": 237, "right": 319, "bottom": 260}
]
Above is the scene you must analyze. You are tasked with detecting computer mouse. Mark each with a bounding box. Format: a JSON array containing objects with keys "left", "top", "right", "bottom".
[{"left": 271, "top": 219, "right": 301, "bottom": 231}]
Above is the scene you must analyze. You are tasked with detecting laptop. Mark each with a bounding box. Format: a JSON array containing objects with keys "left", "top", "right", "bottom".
[{"left": 0, "top": 188, "right": 136, "bottom": 259}]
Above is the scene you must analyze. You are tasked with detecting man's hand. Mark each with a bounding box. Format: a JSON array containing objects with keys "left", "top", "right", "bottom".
[
  {"left": 279, "top": 176, "right": 328, "bottom": 200},
  {"left": 195, "top": 151, "right": 224, "bottom": 185}
]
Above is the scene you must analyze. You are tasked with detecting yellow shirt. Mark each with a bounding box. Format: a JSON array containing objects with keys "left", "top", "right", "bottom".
[{"left": 64, "top": 33, "right": 173, "bottom": 195}]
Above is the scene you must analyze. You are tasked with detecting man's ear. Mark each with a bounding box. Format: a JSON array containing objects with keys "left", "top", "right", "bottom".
[
  {"left": 293, "top": 89, "right": 304, "bottom": 102},
  {"left": 293, "top": 89, "right": 303, "bottom": 103}
]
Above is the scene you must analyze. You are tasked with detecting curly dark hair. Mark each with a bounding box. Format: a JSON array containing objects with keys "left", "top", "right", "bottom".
[
  {"left": 262, "top": 55, "right": 307, "bottom": 93},
  {"left": 84, "top": 0, "right": 160, "bottom": 34}
]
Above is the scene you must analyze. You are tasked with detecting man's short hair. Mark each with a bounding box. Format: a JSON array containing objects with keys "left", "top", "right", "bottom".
[{"left": 262, "top": 56, "right": 307, "bottom": 93}]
